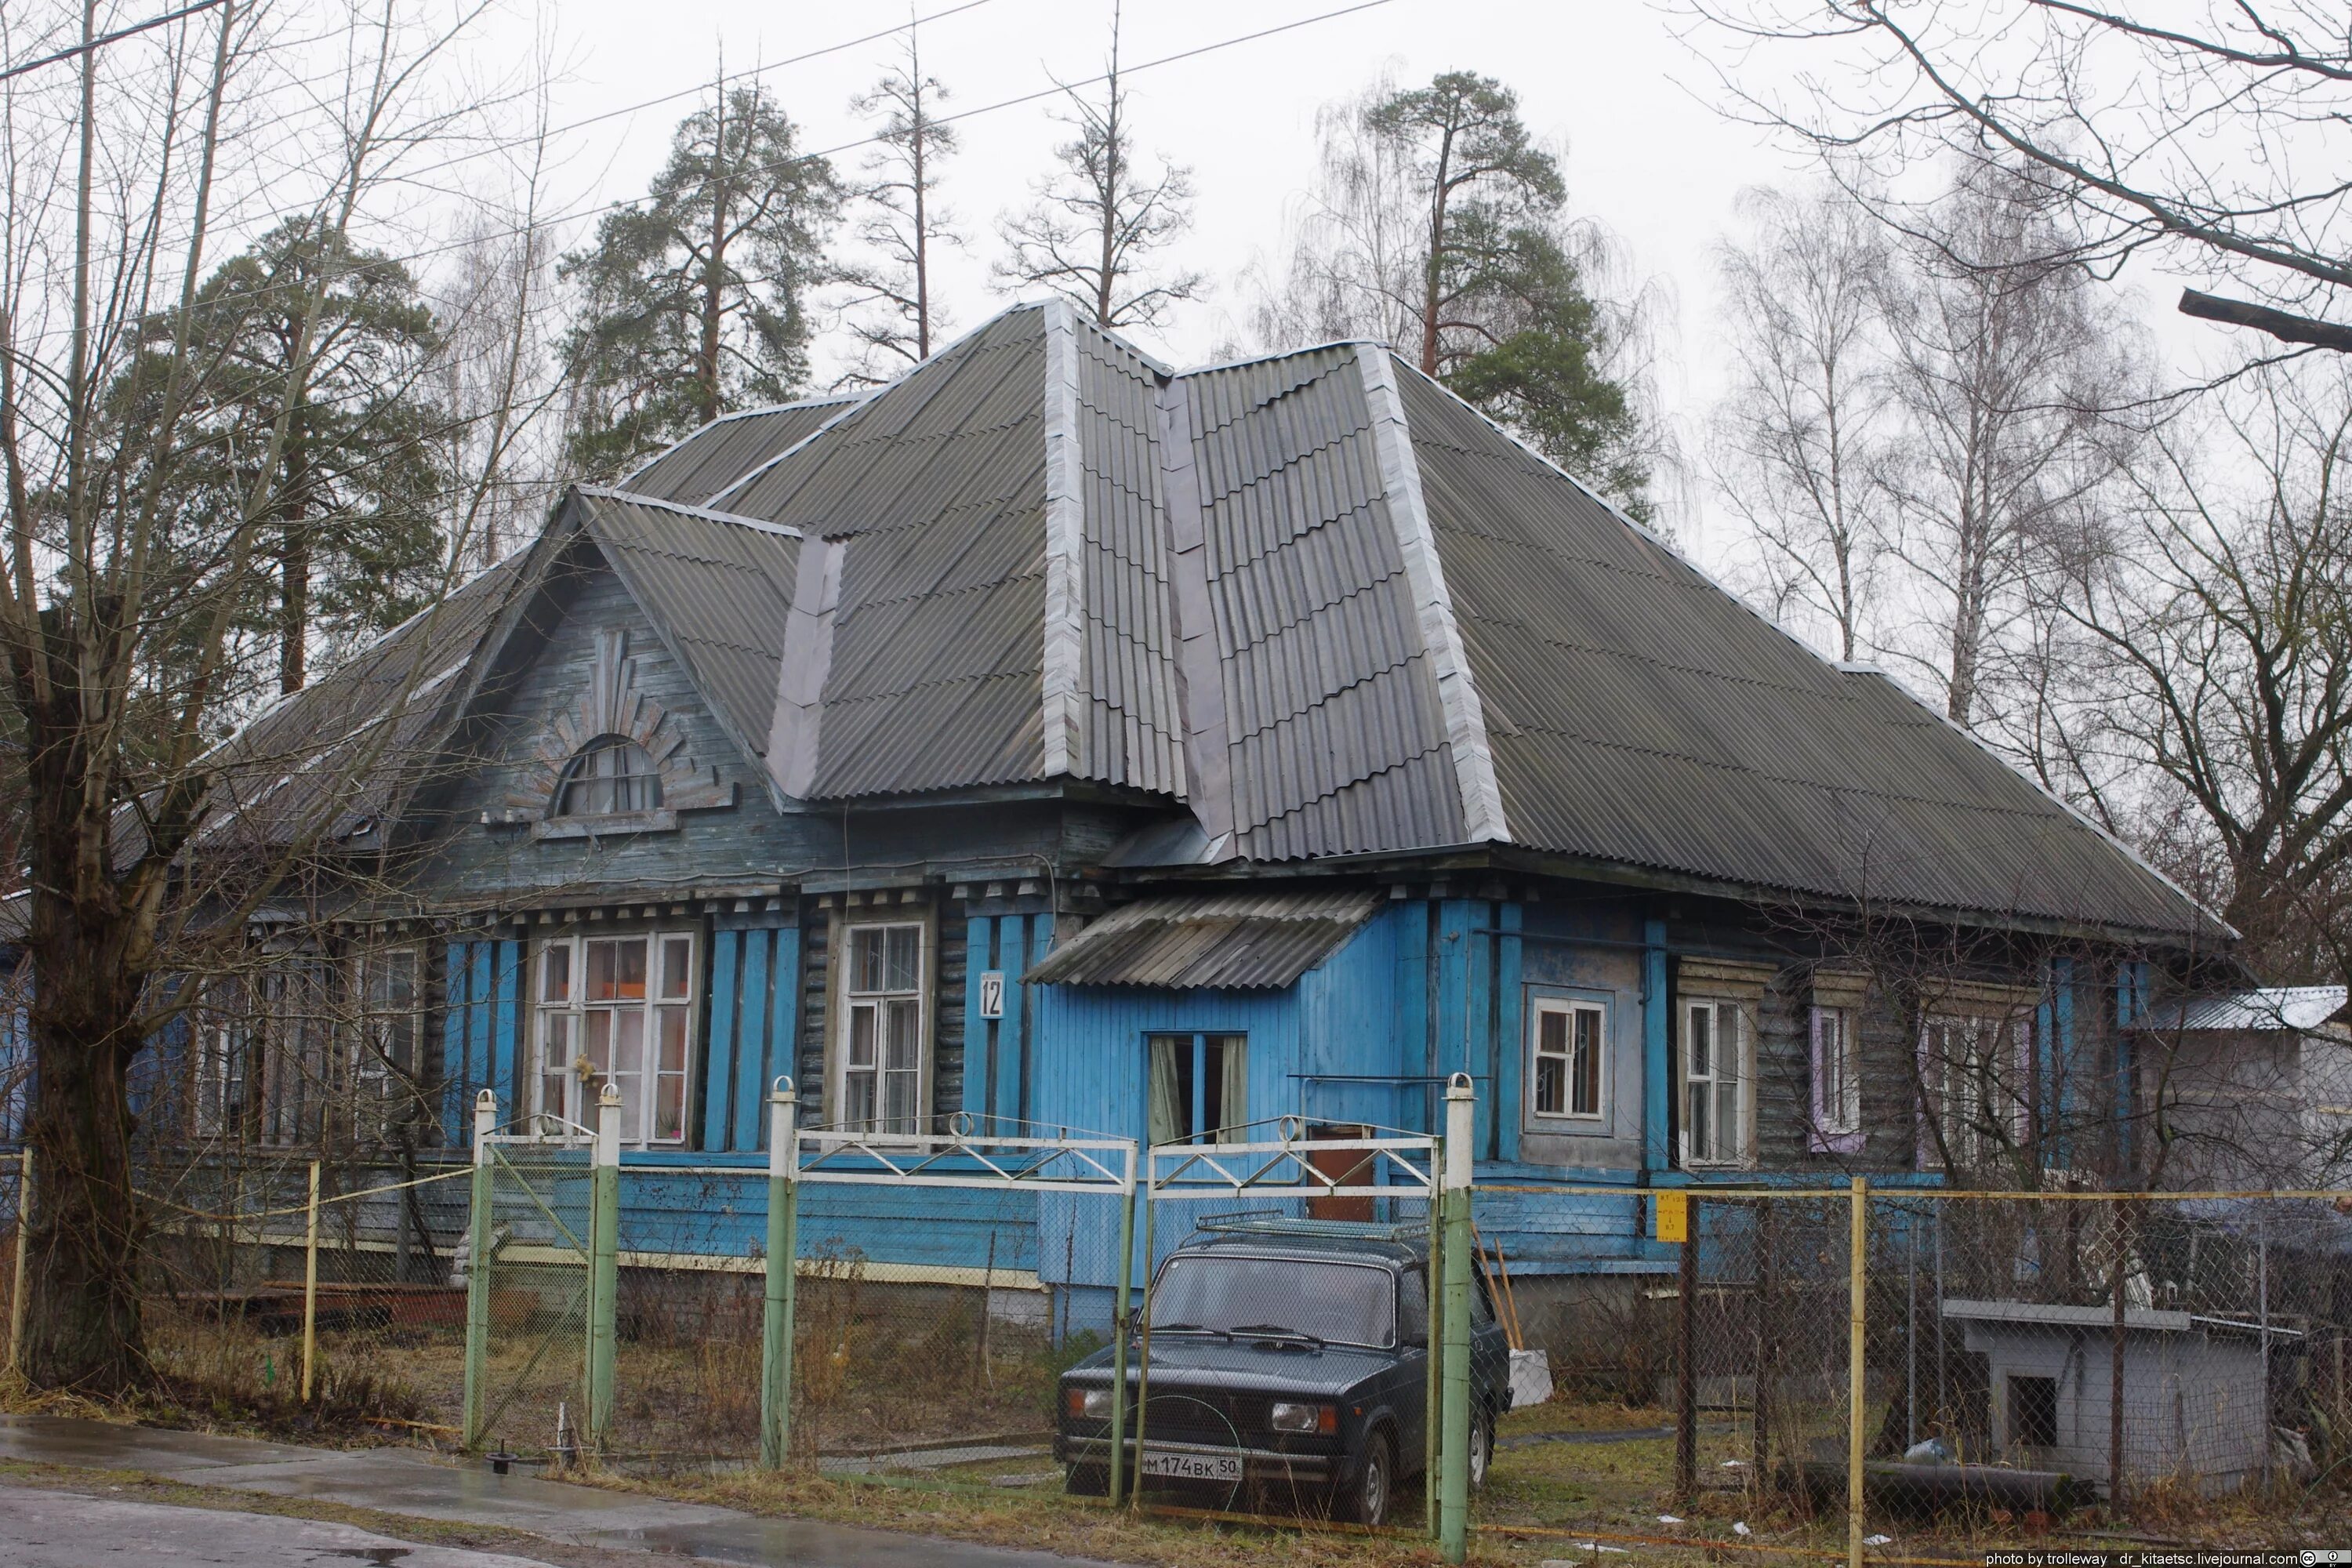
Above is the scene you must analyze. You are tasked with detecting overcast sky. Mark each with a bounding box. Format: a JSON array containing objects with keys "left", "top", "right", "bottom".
[{"left": 478, "top": 0, "right": 2247, "bottom": 556}]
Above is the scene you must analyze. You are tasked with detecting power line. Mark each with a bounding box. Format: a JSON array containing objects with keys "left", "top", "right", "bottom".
[
  {"left": 0, "top": 0, "right": 227, "bottom": 84},
  {"left": 5, "top": 0, "right": 1398, "bottom": 319}
]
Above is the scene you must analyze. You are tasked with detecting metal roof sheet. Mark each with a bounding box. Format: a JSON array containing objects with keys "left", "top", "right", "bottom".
[
  {"left": 1392, "top": 362, "right": 2220, "bottom": 937},
  {"left": 1024, "top": 889, "right": 1384, "bottom": 988},
  {"left": 571, "top": 490, "right": 801, "bottom": 764},
  {"left": 622, "top": 396, "right": 866, "bottom": 504},
  {"left": 2135, "top": 986, "right": 2349, "bottom": 1033}
]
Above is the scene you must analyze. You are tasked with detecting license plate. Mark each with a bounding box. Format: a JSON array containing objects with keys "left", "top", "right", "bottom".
[{"left": 1139, "top": 1450, "right": 1242, "bottom": 1483}]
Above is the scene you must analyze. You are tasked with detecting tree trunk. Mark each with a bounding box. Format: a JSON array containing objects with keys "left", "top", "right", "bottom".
[
  {"left": 278, "top": 509, "right": 308, "bottom": 695},
  {"left": 21, "top": 1008, "right": 149, "bottom": 1393},
  {"left": 699, "top": 88, "right": 728, "bottom": 427},
  {"left": 13, "top": 648, "right": 154, "bottom": 1393}
]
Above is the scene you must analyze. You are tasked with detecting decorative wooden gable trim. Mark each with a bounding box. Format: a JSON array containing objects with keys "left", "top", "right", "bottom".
[{"left": 494, "top": 627, "right": 734, "bottom": 836}]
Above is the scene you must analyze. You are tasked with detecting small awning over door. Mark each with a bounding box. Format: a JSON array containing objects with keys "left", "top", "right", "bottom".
[{"left": 1024, "top": 890, "right": 1383, "bottom": 990}]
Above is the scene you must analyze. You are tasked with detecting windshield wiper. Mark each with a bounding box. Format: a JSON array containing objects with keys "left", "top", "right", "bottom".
[
  {"left": 1149, "top": 1321, "right": 1233, "bottom": 1341},
  {"left": 1229, "top": 1321, "right": 1326, "bottom": 1348}
]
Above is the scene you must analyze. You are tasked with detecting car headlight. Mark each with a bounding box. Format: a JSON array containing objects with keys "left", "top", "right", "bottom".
[
  {"left": 1269, "top": 1402, "right": 1337, "bottom": 1435},
  {"left": 1065, "top": 1386, "right": 1114, "bottom": 1420}
]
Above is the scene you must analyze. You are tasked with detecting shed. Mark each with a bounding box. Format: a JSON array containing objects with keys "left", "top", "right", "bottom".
[{"left": 1944, "top": 1297, "right": 2289, "bottom": 1494}]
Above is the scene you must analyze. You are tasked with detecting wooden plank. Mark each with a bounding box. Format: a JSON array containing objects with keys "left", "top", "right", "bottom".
[
  {"left": 1496, "top": 902, "right": 1524, "bottom": 1165},
  {"left": 763, "top": 924, "right": 800, "bottom": 1145},
  {"left": 441, "top": 941, "right": 474, "bottom": 1141},
  {"left": 491, "top": 939, "right": 522, "bottom": 1113},
  {"left": 961, "top": 915, "right": 994, "bottom": 1120},
  {"left": 704, "top": 928, "right": 742, "bottom": 1152},
  {"left": 731, "top": 927, "right": 773, "bottom": 1152}
]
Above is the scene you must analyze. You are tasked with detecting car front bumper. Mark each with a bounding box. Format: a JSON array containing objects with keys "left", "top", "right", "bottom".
[{"left": 1055, "top": 1432, "right": 1345, "bottom": 1486}]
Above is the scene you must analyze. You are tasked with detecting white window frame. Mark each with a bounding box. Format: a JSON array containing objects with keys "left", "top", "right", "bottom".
[
  {"left": 1810, "top": 1003, "right": 1863, "bottom": 1150},
  {"left": 1529, "top": 996, "right": 1608, "bottom": 1123},
  {"left": 1919, "top": 1010, "right": 2033, "bottom": 1171},
  {"left": 834, "top": 920, "right": 929, "bottom": 1138},
  {"left": 532, "top": 931, "right": 697, "bottom": 1147},
  {"left": 1145, "top": 1031, "right": 1249, "bottom": 1145},
  {"left": 1680, "top": 997, "right": 1753, "bottom": 1168}
]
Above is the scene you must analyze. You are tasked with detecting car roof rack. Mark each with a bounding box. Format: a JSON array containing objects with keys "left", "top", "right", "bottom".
[{"left": 1188, "top": 1208, "right": 1431, "bottom": 1245}]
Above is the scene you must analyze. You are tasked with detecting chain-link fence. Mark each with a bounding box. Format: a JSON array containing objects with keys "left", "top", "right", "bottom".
[
  {"left": 466, "top": 1132, "right": 592, "bottom": 1461},
  {"left": 130, "top": 1146, "right": 471, "bottom": 1430},
  {"left": 1469, "top": 1185, "right": 2352, "bottom": 1561}
]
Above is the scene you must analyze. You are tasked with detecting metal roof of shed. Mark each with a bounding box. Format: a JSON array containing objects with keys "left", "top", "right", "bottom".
[
  {"left": 1024, "top": 889, "right": 1384, "bottom": 988},
  {"left": 2134, "top": 985, "right": 2349, "bottom": 1033}
]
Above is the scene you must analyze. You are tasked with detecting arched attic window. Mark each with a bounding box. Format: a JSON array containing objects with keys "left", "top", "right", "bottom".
[{"left": 556, "top": 735, "right": 662, "bottom": 816}]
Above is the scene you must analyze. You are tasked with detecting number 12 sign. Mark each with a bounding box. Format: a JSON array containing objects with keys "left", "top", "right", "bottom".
[{"left": 978, "top": 970, "right": 1005, "bottom": 1019}]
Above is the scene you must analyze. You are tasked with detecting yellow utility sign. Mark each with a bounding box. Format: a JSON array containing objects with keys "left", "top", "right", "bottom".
[{"left": 1654, "top": 1190, "right": 1689, "bottom": 1243}]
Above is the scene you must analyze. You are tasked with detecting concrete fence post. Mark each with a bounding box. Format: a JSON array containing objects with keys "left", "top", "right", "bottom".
[
  {"left": 760, "top": 1080, "right": 799, "bottom": 1470},
  {"left": 1848, "top": 1177, "right": 1868, "bottom": 1568},
  {"left": 586, "top": 1082, "right": 622, "bottom": 1453},
  {"left": 460, "top": 1091, "right": 497, "bottom": 1450},
  {"left": 300, "top": 1159, "right": 321, "bottom": 1403},
  {"left": 1439, "top": 1073, "right": 1475, "bottom": 1564}
]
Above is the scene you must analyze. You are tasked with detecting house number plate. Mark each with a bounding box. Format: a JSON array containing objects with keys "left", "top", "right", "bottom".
[
  {"left": 978, "top": 971, "right": 1005, "bottom": 1019},
  {"left": 1140, "top": 1450, "right": 1242, "bottom": 1483}
]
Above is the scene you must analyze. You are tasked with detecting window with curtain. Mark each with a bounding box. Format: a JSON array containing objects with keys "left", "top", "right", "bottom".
[
  {"left": 840, "top": 921, "right": 926, "bottom": 1135},
  {"left": 1146, "top": 1033, "right": 1247, "bottom": 1145},
  {"left": 532, "top": 932, "right": 695, "bottom": 1145}
]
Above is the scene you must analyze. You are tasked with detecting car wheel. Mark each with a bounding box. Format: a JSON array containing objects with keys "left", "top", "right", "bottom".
[
  {"left": 1064, "top": 1462, "right": 1109, "bottom": 1497},
  {"left": 1469, "top": 1409, "right": 1494, "bottom": 1492},
  {"left": 1336, "top": 1428, "right": 1394, "bottom": 1527}
]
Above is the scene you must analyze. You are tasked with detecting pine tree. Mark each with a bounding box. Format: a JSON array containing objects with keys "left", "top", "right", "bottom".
[
  {"left": 993, "top": 1, "right": 1200, "bottom": 331},
  {"left": 561, "top": 82, "right": 841, "bottom": 475},
  {"left": 122, "top": 218, "right": 448, "bottom": 694},
  {"left": 840, "top": 20, "right": 961, "bottom": 380}
]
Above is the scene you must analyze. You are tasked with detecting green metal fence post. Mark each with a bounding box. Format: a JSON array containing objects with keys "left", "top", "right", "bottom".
[
  {"left": 1439, "top": 1073, "right": 1475, "bottom": 1564},
  {"left": 1425, "top": 1134, "right": 1443, "bottom": 1539},
  {"left": 1128, "top": 1158, "right": 1156, "bottom": 1511},
  {"left": 586, "top": 1082, "right": 621, "bottom": 1453},
  {"left": 460, "top": 1091, "right": 497, "bottom": 1450},
  {"left": 1107, "top": 1152, "right": 1137, "bottom": 1506},
  {"left": 760, "top": 1079, "right": 800, "bottom": 1470}
]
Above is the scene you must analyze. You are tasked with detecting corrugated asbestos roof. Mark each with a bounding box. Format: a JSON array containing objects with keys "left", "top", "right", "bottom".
[
  {"left": 241, "top": 306, "right": 2225, "bottom": 941},
  {"left": 570, "top": 489, "right": 800, "bottom": 764},
  {"left": 1389, "top": 363, "right": 2222, "bottom": 937},
  {"left": 622, "top": 395, "right": 866, "bottom": 504},
  {"left": 198, "top": 554, "right": 524, "bottom": 847},
  {"left": 1024, "top": 889, "right": 1384, "bottom": 988},
  {"left": 2135, "top": 986, "right": 2349, "bottom": 1033},
  {"left": 1174, "top": 345, "right": 1460, "bottom": 861}
]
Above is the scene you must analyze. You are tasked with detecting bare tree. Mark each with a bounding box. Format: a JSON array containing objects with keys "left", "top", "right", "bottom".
[
  {"left": 1686, "top": 0, "right": 2352, "bottom": 354},
  {"left": 1711, "top": 183, "right": 1893, "bottom": 661},
  {"left": 1874, "top": 166, "right": 2144, "bottom": 727},
  {"left": 993, "top": 0, "right": 1200, "bottom": 332},
  {"left": 0, "top": 0, "right": 532, "bottom": 1392},
  {"left": 2037, "top": 360, "right": 2352, "bottom": 985},
  {"left": 838, "top": 14, "right": 960, "bottom": 380}
]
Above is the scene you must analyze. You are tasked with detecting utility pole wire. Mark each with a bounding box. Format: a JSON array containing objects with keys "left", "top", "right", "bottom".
[
  {"left": 0, "top": 0, "right": 226, "bottom": 83},
  {"left": 1, "top": 0, "right": 1400, "bottom": 321}
]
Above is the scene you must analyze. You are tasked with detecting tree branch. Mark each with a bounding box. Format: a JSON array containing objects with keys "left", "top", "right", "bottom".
[{"left": 2178, "top": 287, "right": 2352, "bottom": 354}]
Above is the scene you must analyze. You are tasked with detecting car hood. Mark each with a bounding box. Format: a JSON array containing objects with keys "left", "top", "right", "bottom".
[{"left": 1065, "top": 1335, "right": 1404, "bottom": 1397}]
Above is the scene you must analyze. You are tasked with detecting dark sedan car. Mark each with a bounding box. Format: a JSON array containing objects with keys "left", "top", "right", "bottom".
[{"left": 1054, "top": 1218, "right": 1511, "bottom": 1526}]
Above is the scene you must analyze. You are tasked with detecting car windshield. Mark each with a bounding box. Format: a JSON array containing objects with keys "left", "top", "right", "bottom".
[{"left": 1151, "top": 1254, "right": 1396, "bottom": 1348}]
